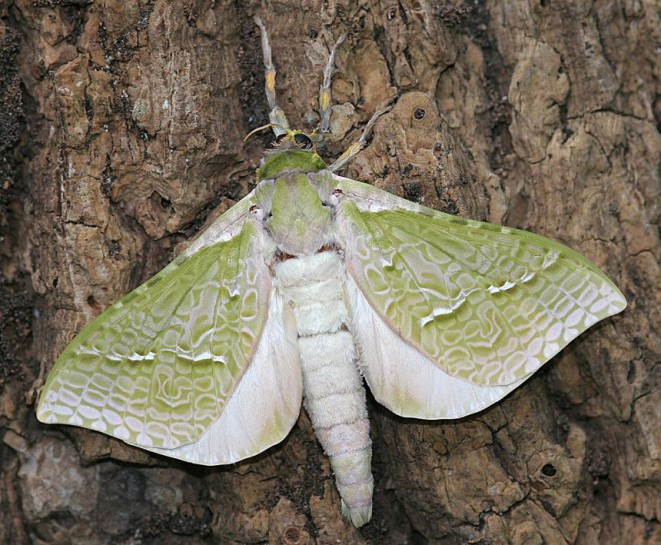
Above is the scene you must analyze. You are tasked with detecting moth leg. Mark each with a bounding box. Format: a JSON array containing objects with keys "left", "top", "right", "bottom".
[
  {"left": 255, "top": 17, "right": 289, "bottom": 136},
  {"left": 328, "top": 104, "right": 392, "bottom": 172},
  {"left": 319, "top": 33, "right": 346, "bottom": 133}
]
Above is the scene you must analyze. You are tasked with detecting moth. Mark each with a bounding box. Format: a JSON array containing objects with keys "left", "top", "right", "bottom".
[{"left": 37, "top": 18, "right": 627, "bottom": 528}]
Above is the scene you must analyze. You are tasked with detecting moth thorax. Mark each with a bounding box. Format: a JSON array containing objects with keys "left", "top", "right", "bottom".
[{"left": 266, "top": 173, "right": 332, "bottom": 256}]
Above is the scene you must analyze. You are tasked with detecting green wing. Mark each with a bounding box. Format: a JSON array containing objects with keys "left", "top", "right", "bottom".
[
  {"left": 334, "top": 175, "right": 626, "bottom": 388},
  {"left": 36, "top": 207, "right": 299, "bottom": 462}
]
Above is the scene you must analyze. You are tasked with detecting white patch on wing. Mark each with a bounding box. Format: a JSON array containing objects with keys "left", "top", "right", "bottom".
[
  {"left": 487, "top": 280, "right": 516, "bottom": 294},
  {"left": 419, "top": 298, "right": 467, "bottom": 326},
  {"left": 520, "top": 271, "right": 536, "bottom": 283}
]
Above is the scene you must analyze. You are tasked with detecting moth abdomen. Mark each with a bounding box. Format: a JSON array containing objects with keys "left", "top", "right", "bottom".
[
  {"left": 274, "top": 251, "right": 373, "bottom": 527},
  {"left": 298, "top": 329, "right": 373, "bottom": 528}
]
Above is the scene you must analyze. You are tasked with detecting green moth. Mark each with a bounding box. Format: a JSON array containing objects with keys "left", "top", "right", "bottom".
[{"left": 37, "top": 18, "right": 627, "bottom": 528}]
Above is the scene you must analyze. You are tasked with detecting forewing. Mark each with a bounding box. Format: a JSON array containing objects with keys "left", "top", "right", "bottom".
[
  {"left": 334, "top": 175, "right": 626, "bottom": 393},
  {"left": 37, "top": 203, "right": 301, "bottom": 462}
]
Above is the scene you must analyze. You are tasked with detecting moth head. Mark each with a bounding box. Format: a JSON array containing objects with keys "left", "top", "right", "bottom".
[
  {"left": 244, "top": 123, "right": 318, "bottom": 152},
  {"left": 273, "top": 130, "right": 316, "bottom": 151}
]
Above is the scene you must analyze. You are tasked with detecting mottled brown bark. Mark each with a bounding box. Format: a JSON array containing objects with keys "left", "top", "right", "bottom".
[{"left": 1, "top": 0, "right": 658, "bottom": 544}]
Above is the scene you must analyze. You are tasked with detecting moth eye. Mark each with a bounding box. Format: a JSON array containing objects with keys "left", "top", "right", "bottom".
[
  {"left": 274, "top": 133, "right": 287, "bottom": 145},
  {"left": 294, "top": 133, "right": 313, "bottom": 149},
  {"left": 414, "top": 108, "right": 426, "bottom": 120}
]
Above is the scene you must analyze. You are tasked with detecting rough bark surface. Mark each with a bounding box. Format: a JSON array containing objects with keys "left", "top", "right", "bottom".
[{"left": 1, "top": 0, "right": 658, "bottom": 544}]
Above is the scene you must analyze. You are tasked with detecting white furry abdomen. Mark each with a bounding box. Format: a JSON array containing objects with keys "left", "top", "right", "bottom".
[{"left": 274, "top": 251, "right": 373, "bottom": 527}]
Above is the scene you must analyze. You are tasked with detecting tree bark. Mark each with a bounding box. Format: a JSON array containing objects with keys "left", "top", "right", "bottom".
[{"left": 1, "top": 0, "right": 658, "bottom": 544}]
